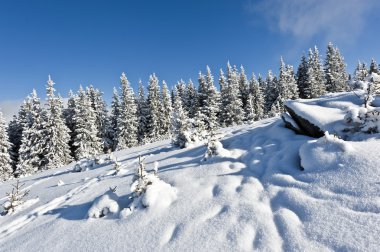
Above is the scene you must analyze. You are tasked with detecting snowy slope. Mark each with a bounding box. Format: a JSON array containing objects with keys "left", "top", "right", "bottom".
[{"left": 0, "top": 118, "right": 379, "bottom": 252}]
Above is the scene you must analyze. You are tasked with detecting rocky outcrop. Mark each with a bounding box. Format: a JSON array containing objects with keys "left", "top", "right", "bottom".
[{"left": 284, "top": 105, "right": 324, "bottom": 138}]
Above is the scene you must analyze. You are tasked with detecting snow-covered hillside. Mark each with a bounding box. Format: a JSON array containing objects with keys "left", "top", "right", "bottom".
[{"left": 0, "top": 115, "right": 379, "bottom": 251}]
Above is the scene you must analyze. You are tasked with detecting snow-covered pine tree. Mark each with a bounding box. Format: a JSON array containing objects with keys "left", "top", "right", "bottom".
[
  {"left": 109, "top": 87, "right": 120, "bottom": 150},
  {"left": 218, "top": 68, "right": 229, "bottom": 126},
  {"left": 116, "top": 72, "right": 138, "bottom": 149},
  {"left": 278, "top": 58, "right": 299, "bottom": 112},
  {"left": 176, "top": 79, "right": 187, "bottom": 106},
  {"left": 324, "top": 42, "right": 349, "bottom": 93},
  {"left": 353, "top": 61, "right": 369, "bottom": 82},
  {"left": 146, "top": 73, "right": 162, "bottom": 140},
  {"left": 264, "top": 70, "right": 279, "bottom": 114},
  {"left": 159, "top": 80, "right": 172, "bottom": 136},
  {"left": 17, "top": 90, "right": 46, "bottom": 175},
  {"left": 225, "top": 62, "right": 244, "bottom": 126},
  {"left": 304, "top": 47, "right": 326, "bottom": 98},
  {"left": 269, "top": 95, "right": 282, "bottom": 117},
  {"left": 40, "top": 75, "right": 72, "bottom": 169},
  {"left": 239, "top": 65, "right": 250, "bottom": 120},
  {"left": 369, "top": 59, "right": 379, "bottom": 74},
  {"left": 0, "top": 110, "right": 13, "bottom": 181},
  {"left": 136, "top": 80, "right": 149, "bottom": 144},
  {"left": 72, "top": 86, "right": 102, "bottom": 160},
  {"left": 250, "top": 73, "right": 265, "bottom": 121},
  {"left": 245, "top": 93, "right": 255, "bottom": 123},
  {"left": 7, "top": 116, "right": 21, "bottom": 169},
  {"left": 63, "top": 90, "right": 77, "bottom": 157},
  {"left": 185, "top": 79, "right": 198, "bottom": 119},
  {"left": 201, "top": 66, "right": 220, "bottom": 131},
  {"left": 7, "top": 97, "right": 34, "bottom": 169},
  {"left": 171, "top": 90, "right": 190, "bottom": 148},
  {"left": 86, "top": 86, "right": 111, "bottom": 152},
  {"left": 296, "top": 54, "right": 309, "bottom": 99}
]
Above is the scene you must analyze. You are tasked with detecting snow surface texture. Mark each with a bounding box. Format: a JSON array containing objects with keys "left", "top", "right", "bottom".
[{"left": 0, "top": 116, "right": 379, "bottom": 251}]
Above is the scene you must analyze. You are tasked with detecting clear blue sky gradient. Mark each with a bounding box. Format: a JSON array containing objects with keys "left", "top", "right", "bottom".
[{"left": 0, "top": 0, "right": 379, "bottom": 102}]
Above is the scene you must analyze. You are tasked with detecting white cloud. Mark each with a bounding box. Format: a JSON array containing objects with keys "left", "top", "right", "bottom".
[
  {"left": 246, "top": 0, "right": 379, "bottom": 43},
  {"left": 0, "top": 98, "right": 68, "bottom": 123},
  {"left": 0, "top": 100, "right": 23, "bottom": 123}
]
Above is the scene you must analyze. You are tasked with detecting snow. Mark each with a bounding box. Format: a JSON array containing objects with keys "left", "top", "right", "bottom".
[
  {"left": 141, "top": 178, "right": 177, "bottom": 210},
  {"left": 0, "top": 112, "right": 379, "bottom": 251},
  {"left": 285, "top": 92, "right": 364, "bottom": 135},
  {"left": 87, "top": 190, "right": 119, "bottom": 218}
]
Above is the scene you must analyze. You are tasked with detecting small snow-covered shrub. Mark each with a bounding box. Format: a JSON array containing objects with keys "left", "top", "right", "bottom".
[
  {"left": 109, "top": 153, "right": 122, "bottom": 173},
  {"left": 123, "top": 156, "right": 176, "bottom": 216},
  {"left": 2, "top": 180, "right": 29, "bottom": 215},
  {"left": 88, "top": 187, "right": 119, "bottom": 218},
  {"left": 73, "top": 158, "right": 96, "bottom": 172},
  {"left": 203, "top": 130, "right": 229, "bottom": 160},
  {"left": 345, "top": 107, "right": 380, "bottom": 134}
]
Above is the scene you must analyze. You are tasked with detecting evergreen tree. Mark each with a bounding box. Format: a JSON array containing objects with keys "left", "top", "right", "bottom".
[
  {"left": 86, "top": 86, "right": 111, "bottom": 152},
  {"left": 278, "top": 58, "right": 299, "bottom": 111},
  {"left": 8, "top": 97, "right": 34, "bottom": 168},
  {"left": 0, "top": 111, "right": 13, "bottom": 181},
  {"left": 136, "top": 80, "right": 148, "bottom": 144},
  {"left": 369, "top": 59, "right": 379, "bottom": 74},
  {"left": 324, "top": 42, "right": 349, "bottom": 92},
  {"left": 176, "top": 79, "right": 187, "bottom": 106},
  {"left": 353, "top": 61, "right": 369, "bottom": 82},
  {"left": 239, "top": 65, "right": 250, "bottom": 119},
  {"left": 63, "top": 90, "right": 77, "bottom": 158},
  {"left": 116, "top": 72, "right": 138, "bottom": 149},
  {"left": 17, "top": 90, "right": 46, "bottom": 175},
  {"left": 146, "top": 73, "right": 162, "bottom": 140},
  {"left": 250, "top": 73, "right": 265, "bottom": 120},
  {"left": 171, "top": 91, "right": 190, "bottom": 148},
  {"left": 296, "top": 54, "right": 309, "bottom": 99},
  {"left": 245, "top": 93, "right": 255, "bottom": 123},
  {"left": 201, "top": 66, "right": 220, "bottom": 131},
  {"left": 72, "top": 86, "right": 102, "bottom": 160},
  {"left": 218, "top": 68, "right": 229, "bottom": 126},
  {"left": 7, "top": 116, "right": 22, "bottom": 169},
  {"left": 40, "top": 76, "right": 72, "bottom": 169},
  {"left": 264, "top": 70, "right": 278, "bottom": 113},
  {"left": 304, "top": 47, "right": 326, "bottom": 98},
  {"left": 225, "top": 62, "right": 244, "bottom": 125},
  {"left": 160, "top": 81, "right": 172, "bottom": 136},
  {"left": 109, "top": 87, "right": 120, "bottom": 150},
  {"left": 185, "top": 79, "right": 198, "bottom": 118}
]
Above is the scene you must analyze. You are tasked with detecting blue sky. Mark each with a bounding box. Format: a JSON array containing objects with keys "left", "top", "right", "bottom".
[{"left": 0, "top": 0, "right": 380, "bottom": 112}]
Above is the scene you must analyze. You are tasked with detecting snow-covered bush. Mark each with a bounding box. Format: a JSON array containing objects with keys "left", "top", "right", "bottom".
[
  {"left": 2, "top": 180, "right": 29, "bottom": 215},
  {"left": 345, "top": 107, "right": 380, "bottom": 134},
  {"left": 88, "top": 187, "right": 119, "bottom": 218},
  {"left": 121, "top": 156, "right": 176, "bottom": 217},
  {"left": 73, "top": 158, "right": 96, "bottom": 172},
  {"left": 109, "top": 153, "right": 122, "bottom": 173},
  {"left": 203, "top": 130, "right": 230, "bottom": 160}
]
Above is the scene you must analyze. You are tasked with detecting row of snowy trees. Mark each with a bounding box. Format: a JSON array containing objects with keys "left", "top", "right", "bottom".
[{"left": 1, "top": 42, "right": 379, "bottom": 180}]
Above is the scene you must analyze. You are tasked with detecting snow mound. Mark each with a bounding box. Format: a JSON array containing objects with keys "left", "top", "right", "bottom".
[
  {"left": 73, "top": 158, "right": 96, "bottom": 172},
  {"left": 88, "top": 190, "right": 120, "bottom": 218},
  {"left": 300, "top": 132, "right": 354, "bottom": 172},
  {"left": 142, "top": 178, "right": 177, "bottom": 210}
]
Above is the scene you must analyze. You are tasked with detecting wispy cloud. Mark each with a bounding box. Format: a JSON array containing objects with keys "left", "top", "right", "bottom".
[
  {"left": 0, "top": 100, "right": 23, "bottom": 123},
  {"left": 0, "top": 98, "right": 68, "bottom": 123},
  {"left": 246, "top": 0, "right": 379, "bottom": 43}
]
